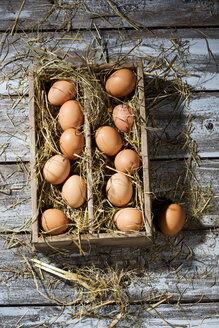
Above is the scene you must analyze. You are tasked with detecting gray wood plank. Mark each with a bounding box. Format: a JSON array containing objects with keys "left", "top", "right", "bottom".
[
  {"left": 0, "top": 0, "right": 218, "bottom": 31},
  {"left": 0, "top": 230, "right": 218, "bottom": 305},
  {"left": 0, "top": 162, "right": 31, "bottom": 231},
  {"left": 0, "top": 160, "right": 218, "bottom": 231},
  {"left": 1, "top": 92, "right": 218, "bottom": 162},
  {"left": 0, "top": 302, "right": 218, "bottom": 327},
  {"left": 0, "top": 29, "right": 218, "bottom": 96},
  {"left": 148, "top": 92, "right": 219, "bottom": 159},
  {"left": 0, "top": 96, "right": 29, "bottom": 162}
]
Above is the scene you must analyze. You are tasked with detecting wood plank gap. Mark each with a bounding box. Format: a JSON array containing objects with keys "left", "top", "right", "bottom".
[
  {"left": 0, "top": 232, "right": 31, "bottom": 236},
  {"left": 1, "top": 299, "right": 218, "bottom": 308},
  {"left": 1, "top": 25, "right": 219, "bottom": 34},
  {"left": 192, "top": 90, "right": 219, "bottom": 94},
  {"left": 150, "top": 156, "right": 219, "bottom": 161},
  {"left": 0, "top": 303, "right": 58, "bottom": 308}
]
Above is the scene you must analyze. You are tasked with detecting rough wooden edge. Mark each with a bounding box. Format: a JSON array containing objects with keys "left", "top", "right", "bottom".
[
  {"left": 83, "top": 86, "right": 94, "bottom": 232},
  {"left": 137, "top": 61, "right": 153, "bottom": 238},
  {"left": 33, "top": 231, "right": 152, "bottom": 250},
  {"left": 89, "top": 61, "right": 136, "bottom": 71},
  {"left": 28, "top": 68, "right": 39, "bottom": 244}
]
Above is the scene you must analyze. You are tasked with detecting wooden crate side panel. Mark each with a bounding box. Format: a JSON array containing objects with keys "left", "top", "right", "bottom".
[
  {"left": 137, "top": 62, "right": 152, "bottom": 237},
  {"left": 33, "top": 232, "right": 152, "bottom": 250},
  {"left": 29, "top": 70, "right": 38, "bottom": 243},
  {"left": 83, "top": 86, "right": 94, "bottom": 232}
]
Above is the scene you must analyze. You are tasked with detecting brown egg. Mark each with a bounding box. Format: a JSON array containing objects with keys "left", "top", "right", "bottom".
[
  {"left": 41, "top": 209, "right": 69, "bottom": 235},
  {"left": 95, "top": 126, "right": 122, "bottom": 156},
  {"left": 106, "top": 172, "right": 133, "bottom": 207},
  {"left": 60, "top": 128, "right": 84, "bottom": 160},
  {"left": 48, "top": 80, "right": 76, "bottom": 106},
  {"left": 114, "top": 149, "right": 141, "bottom": 174},
  {"left": 58, "top": 100, "right": 84, "bottom": 130},
  {"left": 114, "top": 208, "right": 144, "bottom": 231},
  {"left": 158, "top": 203, "right": 186, "bottom": 236},
  {"left": 113, "top": 104, "right": 134, "bottom": 133},
  {"left": 62, "top": 175, "right": 86, "bottom": 208},
  {"left": 43, "top": 154, "right": 70, "bottom": 185},
  {"left": 105, "top": 68, "right": 136, "bottom": 98}
]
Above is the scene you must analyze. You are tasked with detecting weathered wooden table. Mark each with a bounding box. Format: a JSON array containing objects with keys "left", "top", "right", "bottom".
[{"left": 0, "top": 1, "right": 218, "bottom": 327}]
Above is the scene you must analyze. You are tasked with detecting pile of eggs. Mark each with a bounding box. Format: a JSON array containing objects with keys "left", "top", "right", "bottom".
[
  {"left": 94, "top": 69, "right": 144, "bottom": 232},
  {"left": 41, "top": 79, "right": 86, "bottom": 235},
  {"left": 40, "top": 68, "right": 186, "bottom": 237}
]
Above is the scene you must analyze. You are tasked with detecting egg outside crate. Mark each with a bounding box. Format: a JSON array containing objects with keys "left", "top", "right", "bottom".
[{"left": 29, "top": 61, "right": 153, "bottom": 251}]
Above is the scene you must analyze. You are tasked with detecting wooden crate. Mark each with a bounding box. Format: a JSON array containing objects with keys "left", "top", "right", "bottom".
[{"left": 29, "top": 62, "right": 153, "bottom": 251}]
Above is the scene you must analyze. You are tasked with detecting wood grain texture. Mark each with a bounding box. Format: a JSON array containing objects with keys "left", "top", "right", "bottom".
[
  {"left": 0, "top": 162, "right": 31, "bottom": 231},
  {"left": 0, "top": 302, "right": 218, "bottom": 327},
  {"left": 0, "top": 160, "right": 218, "bottom": 231},
  {"left": 0, "top": 29, "right": 218, "bottom": 96},
  {"left": 28, "top": 70, "right": 39, "bottom": 243},
  {"left": 138, "top": 61, "right": 152, "bottom": 237},
  {"left": 0, "top": 97, "right": 29, "bottom": 162},
  {"left": 0, "top": 229, "right": 218, "bottom": 305},
  {"left": 83, "top": 86, "right": 94, "bottom": 233},
  {"left": 0, "top": 0, "right": 218, "bottom": 31},
  {"left": 148, "top": 92, "right": 219, "bottom": 159},
  {"left": 1, "top": 92, "right": 218, "bottom": 162}
]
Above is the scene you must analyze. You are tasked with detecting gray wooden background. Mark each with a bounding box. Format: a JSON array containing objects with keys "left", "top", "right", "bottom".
[{"left": 0, "top": 0, "right": 218, "bottom": 327}]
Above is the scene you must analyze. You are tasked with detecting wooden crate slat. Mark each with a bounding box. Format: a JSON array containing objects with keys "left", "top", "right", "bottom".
[
  {"left": 137, "top": 61, "right": 152, "bottom": 238},
  {"left": 83, "top": 86, "right": 94, "bottom": 233},
  {"left": 29, "top": 69, "right": 39, "bottom": 243}
]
